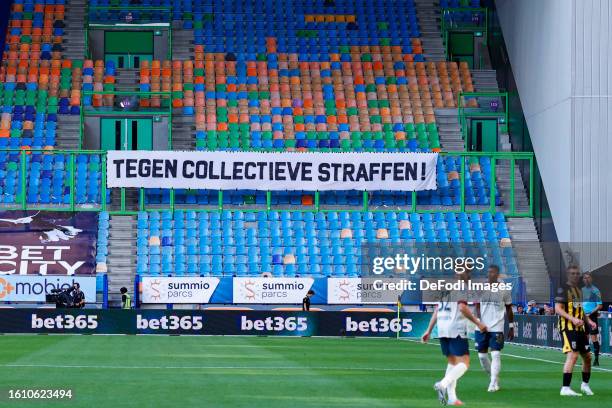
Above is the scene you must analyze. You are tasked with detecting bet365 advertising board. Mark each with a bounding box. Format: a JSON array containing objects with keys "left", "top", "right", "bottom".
[{"left": 0, "top": 309, "right": 431, "bottom": 337}]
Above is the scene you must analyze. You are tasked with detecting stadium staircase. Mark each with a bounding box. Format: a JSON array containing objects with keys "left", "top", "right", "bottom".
[
  {"left": 172, "top": 114, "right": 196, "bottom": 150},
  {"left": 115, "top": 69, "right": 141, "bottom": 92},
  {"left": 62, "top": 0, "right": 87, "bottom": 60},
  {"left": 495, "top": 161, "right": 529, "bottom": 213},
  {"left": 470, "top": 70, "right": 548, "bottom": 301},
  {"left": 471, "top": 69, "right": 500, "bottom": 92},
  {"left": 166, "top": 25, "right": 196, "bottom": 151},
  {"left": 508, "top": 218, "right": 550, "bottom": 302},
  {"left": 171, "top": 28, "right": 194, "bottom": 60},
  {"left": 421, "top": 7, "right": 548, "bottom": 301},
  {"left": 434, "top": 108, "right": 465, "bottom": 151},
  {"left": 107, "top": 215, "right": 137, "bottom": 306},
  {"left": 415, "top": 0, "right": 446, "bottom": 60},
  {"left": 56, "top": 115, "right": 81, "bottom": 149},
  {"left": 109, "top": 189, "right": 140, "bottom": 212}
]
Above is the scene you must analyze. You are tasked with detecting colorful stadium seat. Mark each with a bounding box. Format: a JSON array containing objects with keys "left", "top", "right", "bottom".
[{"left": 135, "top": 209, "right": 515, "bottom": 278}]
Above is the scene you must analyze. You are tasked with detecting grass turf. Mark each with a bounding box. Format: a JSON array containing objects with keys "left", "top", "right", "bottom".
[{"left": 0, "top": 335, "right": 610, "bottom": 408}]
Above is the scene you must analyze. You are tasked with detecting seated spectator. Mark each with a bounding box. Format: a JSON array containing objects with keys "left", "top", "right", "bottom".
[{"left": 526, "top": 300, "right": 539, "bottom": 315}]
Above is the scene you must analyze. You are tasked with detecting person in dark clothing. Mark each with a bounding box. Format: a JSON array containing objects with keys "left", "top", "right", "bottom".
[
  {"left": 71, "top": 282, "right": 85, "bottom": 308},
  {"left": 302, "top": 290, "right": 315, "bottom": 311},
  {"left": 120, "top": 287, "right": 132, "bottom": 309}
]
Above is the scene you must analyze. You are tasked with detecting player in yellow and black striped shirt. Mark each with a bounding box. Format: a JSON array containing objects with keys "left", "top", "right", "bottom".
[
  {"left": 554, "top": 265, "right": 597, "bottom": 397},
  {"left": 557, "top": 284, "right": 584, "bottom": 332}
]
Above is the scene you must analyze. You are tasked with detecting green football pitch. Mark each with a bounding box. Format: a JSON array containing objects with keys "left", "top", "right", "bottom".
[{"left": 0, "top": 335, "right": 610, "bottom": 408}]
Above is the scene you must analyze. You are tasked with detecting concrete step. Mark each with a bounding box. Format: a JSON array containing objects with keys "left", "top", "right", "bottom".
[
  {"left": 114, "top": 69, "right": 141, "bottom": 91},
  {"left": 172, "top": 29, "right": 195, "bottom": 59},
  {"left": 496, "top": 164, "right": 530, "bottom": 211},
  {"left": 471, "top": 69, "right": 500, "bottom": 92},
  {"left": 62, "top": 0, "right": 88, "bottom": 59},
  {"left": 56, "top": 115, "right": 81, "bottom": 149},
  {"left": 107, "top": 215, "right": 137, "bottom": 306},
  {"left": 415, "top": 0, "right": 445, "bottom": 61},
  {"left": 508, "top": 218, "right": 550, "bottom": 302},
  {"left": 172, "top": 114, "right": 196, "bottom": 149},
  {"left": 434, "top": 108, "right": 465, "bottom": 151}
]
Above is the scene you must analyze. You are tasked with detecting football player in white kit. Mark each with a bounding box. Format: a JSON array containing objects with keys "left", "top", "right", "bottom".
[
  {"left": 422, "top": 268, "right": 487, "bottom": 406},
  {"left": 474, "top": 264, "right": 515, "bottom": 392}
]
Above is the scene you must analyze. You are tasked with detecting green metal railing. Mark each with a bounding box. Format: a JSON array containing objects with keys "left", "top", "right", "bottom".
[
  {"left": 85, "top": 6, "right": 173, "bottom": 60},
  {"left": 80, "top": 91, "right": 173, "bottom": 150},
  {"left": 458, "top": 91, "right": 509, "bottom": 150},
  {"left": 441, "top": 7, "right": 488, "bottom": 67},
  {"left": 1, "top": 149, "right": 534, "bottom": 217}
]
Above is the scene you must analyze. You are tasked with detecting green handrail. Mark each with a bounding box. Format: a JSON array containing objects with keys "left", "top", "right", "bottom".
[{"left": 1, "top": 149, "right": 534, "bottom": 217}]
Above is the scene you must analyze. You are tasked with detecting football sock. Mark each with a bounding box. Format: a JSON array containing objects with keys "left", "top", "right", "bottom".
[
  {"left": 563, "top": 372, "right": 572, "bottom": 387},
  {"left": 440, "top": 363, "right": 468, "bottom": 390},
  {"left": 478, "top": 352, "right": 491, "bottom": 374},
  {"left": 490, "top": 351, "right": 501, "bottom": 384},
  {"left": 593, "top": 341, "right": 600, "bottom": 358},
  {"left": 445, "top": 364, "right": 457, "bottom": 401},
  {"left": 582, "top": 371, "right": 590, "bottom": 383}
]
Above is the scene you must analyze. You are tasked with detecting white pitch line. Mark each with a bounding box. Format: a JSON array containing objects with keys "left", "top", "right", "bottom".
[
  {"left": 0, "top": 363, "right": 554, "bottom": 373},
  {"left": 403, "top": 338, "right": 612, "bottom": 373},
  {"left": 502, "top": 352, "right": 612, "bottom": 372},
  {"left": 0, "top": 364, "right": 441, "bottom": 371}
]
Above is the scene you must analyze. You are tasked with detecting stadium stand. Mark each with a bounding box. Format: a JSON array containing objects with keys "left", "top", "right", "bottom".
[
  {"left": 0, "top": 0, "right": 541, "bottom": 303},
  {"left": 147, "top": 58, "right": 475, "bottom": 151},
  {"left": 134, "top": 209, "right": 514, "bottom": 277}
]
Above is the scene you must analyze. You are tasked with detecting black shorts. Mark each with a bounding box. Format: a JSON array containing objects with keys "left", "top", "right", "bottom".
[
  {"left": 561, "top": 330, "right": 590, "bottom": 354},
  {"left": 587, "top": 312, "right": 599, "bottom": 335},
  {"left": 474, "top": 331, "right": 505, "bottom": 352},
  {"left": 440, "top": 337, "right": 469, "bottom": 357}
]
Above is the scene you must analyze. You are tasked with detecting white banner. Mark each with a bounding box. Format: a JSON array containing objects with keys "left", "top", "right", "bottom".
[
  {"left": 0, "top": 275, "right": 96, "bottom": 302},
  {"left": 106, "top": 150, "right": 438, "bottom": 191},
  {"left": 327, "top": 278, "right": 387, "bottom": 304},
  {"left": 233, "top": 278, "right": 314, "bottom": 304},
  {"left": 141, "top": 277, "right": 220, "bottom": 304}
]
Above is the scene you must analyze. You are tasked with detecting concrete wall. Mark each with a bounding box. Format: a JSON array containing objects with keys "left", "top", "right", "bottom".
[
  {"left": 496, "top": 0, "right": 572, "bottom": 241},
  {"left": 569, "top": 0, "right": 612, "bottom": 269},
  {"left": 496, "top": 0, "right": 612, "bottom": 270}
]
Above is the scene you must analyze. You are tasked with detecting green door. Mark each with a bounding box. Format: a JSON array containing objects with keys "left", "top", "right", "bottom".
[
  {"left": 129, "top": 118, "right": 153, "bottom": 150},
  {"left": 100, "top": 118, "right": 122, "bottom": 150},
  {"left": 100, "top": 118, "right": 153, "bottom": 150},
  {"left": 130, "top": 54, "right": 152, "bottom": 69},
  {"left": 105, "top": 53, "right": 152, "bottom": 69},
  {"left": 470, "top": 119, "right": 498, "bottom": 152},
  {"left": 449, "top": 32, "right": 474, "bottom": 68}
]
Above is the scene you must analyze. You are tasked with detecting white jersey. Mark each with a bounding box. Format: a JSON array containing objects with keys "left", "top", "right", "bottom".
[
  {"left": 436, "top": 291, "right": 468, "bottom": 338},
  {"left": 479, "top": 288, "right": 512, "bottom": 333}
]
